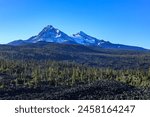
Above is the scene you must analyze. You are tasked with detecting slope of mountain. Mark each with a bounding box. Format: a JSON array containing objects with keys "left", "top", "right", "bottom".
[
  {"left": 8, "top": 40, "right": 28, "bottom": 46},
  {"left": 8, "top": 25, "right": 147, "bottom": 51}
]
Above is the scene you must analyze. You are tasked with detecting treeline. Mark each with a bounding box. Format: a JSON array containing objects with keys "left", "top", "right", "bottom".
[
  {"left": 1, "top": 43, "right": 150, "bottom": 70},
  {"left": 0, "top": 59, "right": 150, "bottom": 89}
]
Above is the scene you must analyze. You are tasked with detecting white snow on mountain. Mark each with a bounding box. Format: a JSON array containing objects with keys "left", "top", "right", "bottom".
[
  {"left": 26, "top": 25, "right": 101, "bottom": 46},
  {"left": 8, "top": 25, "right": 147, "bottom": 51},
  {"left": 72, "top": 31, "right": 97, "bottom": 45},
  {"left": 26, "top": 25, "right": 73, "bottom": 43}
]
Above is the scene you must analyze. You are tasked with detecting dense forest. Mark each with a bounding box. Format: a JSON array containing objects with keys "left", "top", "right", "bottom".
[{"left": 0, "top": 42, "right": 150, "bottom": 99}]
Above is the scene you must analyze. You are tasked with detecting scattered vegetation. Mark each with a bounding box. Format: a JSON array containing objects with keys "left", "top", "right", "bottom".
[{"left": 0, "top": 43, "right": 150, "bottom": 99}]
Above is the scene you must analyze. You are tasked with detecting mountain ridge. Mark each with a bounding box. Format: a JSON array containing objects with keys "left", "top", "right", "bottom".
[{"left": 8, "top": 25, "right": 147, "bottom": 51}]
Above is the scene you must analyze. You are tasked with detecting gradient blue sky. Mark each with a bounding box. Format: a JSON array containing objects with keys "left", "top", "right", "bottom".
[{"left": 0, "top": 0, "right": 150, "bottom": 48}]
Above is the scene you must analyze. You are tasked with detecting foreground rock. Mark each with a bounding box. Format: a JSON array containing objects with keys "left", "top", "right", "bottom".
[{"left": 0, "top": 80, "right": 150, "bottom": 100}]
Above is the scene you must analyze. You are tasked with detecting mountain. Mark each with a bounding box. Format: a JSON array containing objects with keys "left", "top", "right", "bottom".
[
  {"left": 72, "top": 31, "right": 107, "bottom": 46},
  {"left": 8, "top": 25, "right": 147, "bottom": 51},
  {"left": 27, "top": 25, "right": 74, "bottom": 44}
]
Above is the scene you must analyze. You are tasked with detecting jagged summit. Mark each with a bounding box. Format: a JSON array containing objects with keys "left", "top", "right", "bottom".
[
  {"left": 73, "top": 31, "right": 93, "bottom": 37},
  {"left": 42, "top": 25, "right": 54, "bottom": 30},
  {"left": 45, "top": 25, "right": 54, "bottom": 29},
  {"left": 26, "top": 25, "right": 72, "bottom": 43},
  {"left": 75, "top": 31, "right": 87, "bottom": 36},
  {"left": 8, "top": 25, "right": 147, "bottom": 51},
  {"left": 39, "top": 25, "right": 59, "bottom": 35},
  {"left": 38, "top": 25, "right": 61, "bottom": 38}
]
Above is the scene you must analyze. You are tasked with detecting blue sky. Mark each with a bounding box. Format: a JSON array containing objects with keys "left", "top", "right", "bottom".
[{"left": 0, "top": 0, "right": 150, "bottom": 48}]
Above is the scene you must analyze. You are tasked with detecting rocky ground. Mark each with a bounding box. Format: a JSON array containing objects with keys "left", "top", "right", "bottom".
[{"left": 0, "top": 80, "right": 150, "bottom": 100}]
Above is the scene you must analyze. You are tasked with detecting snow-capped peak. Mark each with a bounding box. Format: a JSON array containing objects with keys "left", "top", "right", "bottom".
[
  {"left": 26, "top": 25, "right": 73, "bottom": 43},
  {"left": 73, "top": 31, "right": 88, "bottom": 37},
  {"left": 8, "top": 25, "right": 147, "bottom": 51},
  {"left": 13, "top": 25, "right": 107, "bottom": 46},
  {"left": 78, "top": 31, "right": 88, "bottom": 36},
  {"left": 44, "top": 25, "right": 55, "bottom": 30},
  {"left": 72, "top": 31, "right": 97, "bottom": 45},
  {"left": 38, "top": 25, "right": 59, "bottom": 35}
]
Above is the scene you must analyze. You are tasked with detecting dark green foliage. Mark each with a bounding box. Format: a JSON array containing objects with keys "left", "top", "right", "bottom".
[
  {"left": 0, "top": 59, "right": 150, "bottom": 88},
  {"left": 0, "top": 43, "right": 150, "bottom": 70}
]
